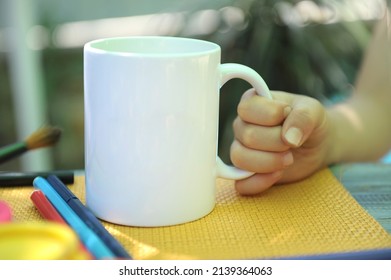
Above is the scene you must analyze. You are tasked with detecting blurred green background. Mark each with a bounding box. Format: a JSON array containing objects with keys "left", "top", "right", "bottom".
[{"left": 0, "top": 0, "right": 388, "bottom": 171}]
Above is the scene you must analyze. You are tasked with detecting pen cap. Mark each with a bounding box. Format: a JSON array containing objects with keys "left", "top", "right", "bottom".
[
  {"left": 0, "top": 200, "right": 12, "bottom": 223},
  {"left": 0, "top": 222, "right": 91, "bottom": 260}
]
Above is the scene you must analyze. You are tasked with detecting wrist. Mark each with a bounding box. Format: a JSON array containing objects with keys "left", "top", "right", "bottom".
[{"left": 324, "top": 106, "right": 344, "bottom": 166}]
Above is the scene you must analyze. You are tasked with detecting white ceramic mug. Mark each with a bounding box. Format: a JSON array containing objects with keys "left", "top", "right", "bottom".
[{"left": 84, "top": 36, "right": 271, "bottom": 227}]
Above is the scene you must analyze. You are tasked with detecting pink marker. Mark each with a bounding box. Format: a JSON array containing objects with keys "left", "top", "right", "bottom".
[{"left": 0, "top": 200, "right": 12, "bottom": 223}]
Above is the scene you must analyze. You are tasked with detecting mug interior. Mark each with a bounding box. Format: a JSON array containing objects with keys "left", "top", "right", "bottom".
[{"left": 87, "top": 36, "right": 219, "bottom": 56}]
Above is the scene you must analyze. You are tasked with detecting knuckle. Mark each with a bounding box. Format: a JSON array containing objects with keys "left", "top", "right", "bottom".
[
  {"left": 268, "top": 105, "right": 284, "bottom": 121},
  {"left": 237, "top": 99, "right": 250, "bottom": 118},
  {"left": 294, "top": 107, "right": 314, "bottom": 126},
  {"left": 232, "top": 117, "right": 241, "bottom": 132},
  {"left": 264, "top": 153, "right": 289, "bottom": 171},
  {"left": 241, "top": 127, "right": 258, "bottom": 147},
  {"left": 296, "top": 97, "right": 322, "bottom": 120},
  {"left": 230, "top": 142, "right": 247, "bottom": 169}
]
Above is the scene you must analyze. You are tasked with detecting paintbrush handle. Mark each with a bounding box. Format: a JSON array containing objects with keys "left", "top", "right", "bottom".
[
  {"left": 0, "top": 170, "right": 74, "bottom": 186},
  {"left": 0, "top": 142, "right": 28, "bottom": 165}
]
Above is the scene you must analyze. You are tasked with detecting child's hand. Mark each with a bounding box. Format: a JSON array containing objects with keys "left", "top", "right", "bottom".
[{"left": 231, "top": 89, "right": 331, "bottom": 195}]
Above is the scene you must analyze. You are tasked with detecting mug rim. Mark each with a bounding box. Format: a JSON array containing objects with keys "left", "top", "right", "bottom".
[{"left": 84, "top": 36, "right": 221, "bottom": 57}]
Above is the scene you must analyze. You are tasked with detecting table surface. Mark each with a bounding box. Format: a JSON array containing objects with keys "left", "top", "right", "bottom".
[
  {"left": 331, "top": 163, "right": 391, "bottom": 234},
  {"left": 0, "top": 162, "right": 390, "bottom": 260},
  {"left": 74, "top": 162, "right": 391, "bottom": 234},
  {"left": 30, "top": 162, "right": 391, "bottom": 235}
]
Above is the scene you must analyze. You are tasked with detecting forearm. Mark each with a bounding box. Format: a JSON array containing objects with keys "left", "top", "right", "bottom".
[
  {"left": 326, "top": 9, "right": 391, "bottom": 165},
  {"left": 326, "top": 94, "right": 391, "bottom": 165}
]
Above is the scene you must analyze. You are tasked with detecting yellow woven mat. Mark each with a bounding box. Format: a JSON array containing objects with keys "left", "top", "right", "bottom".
[{"left": 2, "top": 168, "right": 391, "bottom": 259}]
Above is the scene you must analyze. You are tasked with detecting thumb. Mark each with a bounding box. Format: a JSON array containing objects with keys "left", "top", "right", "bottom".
[{"left": 282, "top": 97, "right": 323, "bottom": 148}]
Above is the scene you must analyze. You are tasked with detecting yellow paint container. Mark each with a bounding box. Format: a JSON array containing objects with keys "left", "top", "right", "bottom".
[{"left": 0, "top": 222, "right": 91, "bottom": 260}]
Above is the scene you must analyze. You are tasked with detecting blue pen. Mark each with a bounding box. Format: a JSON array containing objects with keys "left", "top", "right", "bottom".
[
  {"left": 47, "top": 175, "right": 131, "bottom": 259},
  {"left": 33, "top": 176, "right": 115, "bottom": 259}
]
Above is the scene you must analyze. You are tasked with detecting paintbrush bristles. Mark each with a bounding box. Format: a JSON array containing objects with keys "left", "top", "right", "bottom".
[{"left": 25, "top": 125, "right": 62, "bottom": 150}]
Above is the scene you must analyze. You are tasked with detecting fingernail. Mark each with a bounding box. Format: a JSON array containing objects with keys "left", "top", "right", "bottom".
[
  {"left": 284, "top": 127, "right": 303, "bottom": 147},
  {"left": 283, "top": 152, "right": 294, "bottom": 167}
]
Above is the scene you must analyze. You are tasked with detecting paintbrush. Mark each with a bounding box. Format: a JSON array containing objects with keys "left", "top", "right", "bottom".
[{"left": 0, "top": 125, "right": 62, "bottom": 165}]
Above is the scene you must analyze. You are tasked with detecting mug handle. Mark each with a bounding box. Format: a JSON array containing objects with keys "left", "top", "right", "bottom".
[{"left": 216, "top": 63, "right": 273, "bottom": 180}]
